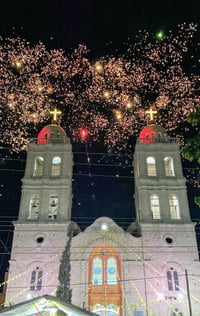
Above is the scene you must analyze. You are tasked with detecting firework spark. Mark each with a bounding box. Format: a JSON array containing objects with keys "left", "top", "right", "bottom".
[{"left": 0, "top": 23, "right": 199, "bottom": 151}]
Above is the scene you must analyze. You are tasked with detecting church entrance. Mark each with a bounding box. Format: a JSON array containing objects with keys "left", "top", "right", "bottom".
[{"left": 88, "top": 245, "right": 122, "bottom": 316}]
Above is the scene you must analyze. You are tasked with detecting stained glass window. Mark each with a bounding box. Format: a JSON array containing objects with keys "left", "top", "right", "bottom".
[
  {"left": 167, "top": 270, "right": 173, "bottom": 291},
  {"left": 92, "top": 257, "right": 103, "bottom": 285},
  {"left": 107, "top": 257, "right": 117, "bottom": 285},
  {"left": 30, "top": 269, "right": 43, "bottom": 291},
  {"left": 167, "top": 269, "right": 180, "bottom": 291},
  {"left": 134, "top": 312, "right": 144, "bottom": 316}
]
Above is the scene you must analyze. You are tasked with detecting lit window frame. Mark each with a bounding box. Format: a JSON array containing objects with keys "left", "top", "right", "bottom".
[{"left": 146, "top": 156, "right": 157, "bottom": 176}]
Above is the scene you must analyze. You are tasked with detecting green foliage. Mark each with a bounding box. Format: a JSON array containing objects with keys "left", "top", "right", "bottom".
[
  {"left": 56, "top": 223, "right": 73, "bottom": 303},
  {"left": 194, "top": 197, "right": 200, "bottom": 208},
  {"left": 181, "top": 135, "right": 200, "bottom": 163},
  {"left": 181, "top": 108, "right": 200, "bottom": 210},
  {"left": 181, "top": 107, "right": 200, "bottom": 163},
  {"left": 187, "top": 108, "right": 200, "bottom": 126}
]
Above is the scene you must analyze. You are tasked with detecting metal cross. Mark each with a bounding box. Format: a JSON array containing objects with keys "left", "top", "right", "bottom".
[
  {"left": 145, "top": 107, "right": 157, "bottom": 121},
  {"left": 50, "top": 108, "right": 62, "bottom": 122}
]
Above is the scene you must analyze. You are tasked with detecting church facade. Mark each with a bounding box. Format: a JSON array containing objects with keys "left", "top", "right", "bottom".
[{"left": 4, "top": 123, "right": 200, "bottom": 315}]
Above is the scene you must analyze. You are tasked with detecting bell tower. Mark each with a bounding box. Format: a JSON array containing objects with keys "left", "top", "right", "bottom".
[
  {"left": 5, "top": 123, "right": 73, "bottom": 305},
  {"left": 18, "top": 124, "right": 73, "bottom": 223},
  {"left": 134, "top": 124, "right": 191, "bottom": 223},
  {"left": 133, "top": 124, "right": 199, "bottom": 316}
]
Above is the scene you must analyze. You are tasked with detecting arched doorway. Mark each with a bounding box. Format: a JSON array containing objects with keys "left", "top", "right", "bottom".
[{"left": 88, "top": 245, "right": 122, "bottom": 316}]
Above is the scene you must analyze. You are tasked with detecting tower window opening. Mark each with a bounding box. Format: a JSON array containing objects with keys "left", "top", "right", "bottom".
[
  {"left": 146, "top": 157, "right": 156, "bottom": 176},
  {"left": 169, "top": 195, "right": 180, "bottom": 219},
  {"left": 28, "top": 195, "right": 40, "bottom": 220},
  {"left": 51, "top": 156, "right": 61, "bottom": 176},
  {"left": 33, "top": 156, "right": 44, "bottom": 177},
  {"left": 48, "top": 196, "right": 59, "bottom": 220},
  {"left": 167, "top": 269, "right": 180, "bottom": 291},
  {"left": 150, "top": 194, "right": 160, "bottom": 219},
  {"left": 164, "top": 156, "right": 175, "bottom": 176},
  {"left": 30, "top": 269, "right": 43, "bottom": 291}
]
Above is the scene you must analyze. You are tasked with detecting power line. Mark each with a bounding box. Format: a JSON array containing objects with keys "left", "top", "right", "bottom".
[{"left": 4, "top": 273, "right": 200, "bottom": 289}]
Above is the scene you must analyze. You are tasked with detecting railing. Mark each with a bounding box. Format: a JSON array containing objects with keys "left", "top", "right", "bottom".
[
  {"left": 29, "top": 137, "right": 69, "bottom": 144},
  {"left": 138, "top": 137, "right": 178, "bottom": 144}
]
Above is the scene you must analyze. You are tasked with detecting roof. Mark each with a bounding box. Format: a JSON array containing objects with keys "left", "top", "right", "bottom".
[
  {"left": 37, "top": 124, "right": 69, "bottom": 144},
  {"left": 138, "top": 124, "right": 169, "bottom": 144},
  {"left": 0, "top": 295, "right": 97, "bottom": 316}
]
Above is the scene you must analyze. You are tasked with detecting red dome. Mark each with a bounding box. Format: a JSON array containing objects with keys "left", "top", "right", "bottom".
[
  {"left": 139, "top": 125, "right": 168, "bottom": 144},
  {"left": 37, "top": 124, "right": 68, "bottom": 144}
]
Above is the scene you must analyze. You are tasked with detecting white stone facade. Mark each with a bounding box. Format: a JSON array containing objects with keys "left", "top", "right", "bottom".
[{"left": 5, "top": 124, "right": 200, "bottom": 316}]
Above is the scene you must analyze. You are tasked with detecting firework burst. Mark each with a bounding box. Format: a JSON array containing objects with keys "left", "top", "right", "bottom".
[{"left": 0, "top": 23, "right": 199, "bottom": 151}]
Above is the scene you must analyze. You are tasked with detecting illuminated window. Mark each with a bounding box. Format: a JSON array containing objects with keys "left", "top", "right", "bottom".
[
  {"left": 167, "top": 269, "right": 180, "bottom": 291},
  {"left": 150, "top": 194, "right": 160, "bottom": 219},
  {"left": 91, "top": 256, "right": 118, "bottom": 286},
  {"left": 89, "top": 246, "right": 122, "bottom": 316},
  {"left": 169, "top": 195, "right": 180, "bottom": 219},
  {"left": 92, "top": 257, "right": 103, "bottom": 285},
  {"left": 134, "top": 312, "right": 144, "bottom": 316},
  {"left": 33, "top": 156, "right": 44, "bottom": 176},
  {"left": 92, "top": 303, "right": 119, "bottom": 316},
  {"left": 30, "top": 269, "right": 43, "bottom": 291},
  {"left": 107, "top": 257, "right": 117, "bottom": 285},
  {"left": 48, "top": 195, "right": 59, "bottom": 220},
  {"left": 52, "top": 156, "right": 61, "bottom": 176},
  {"left": 28, "top": 195, "right": 39, "bottom": 219},
  {"left": 164, "top": 156, "right": 175, "bottom": 176},
  {"left": 146, "top": 157, "right": 156, "bottom": 176}
]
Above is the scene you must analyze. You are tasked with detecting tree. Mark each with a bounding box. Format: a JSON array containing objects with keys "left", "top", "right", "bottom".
[
  {"left": 181, "top": 108, "right": 200, "bottom": 162},
  {"left": 181, "top": 108, "right": 200, "bottom": 207},
  {"left": 56, "top": 223, "right": 73, "bottom": 303}
]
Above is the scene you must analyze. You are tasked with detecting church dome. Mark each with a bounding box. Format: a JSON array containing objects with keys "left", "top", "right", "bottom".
[
  {"left": 37, "top": 124, "right": 68, "bottom": 144},
  {"left": 139, "top": 124, "right": 168, "bottom": 144}
]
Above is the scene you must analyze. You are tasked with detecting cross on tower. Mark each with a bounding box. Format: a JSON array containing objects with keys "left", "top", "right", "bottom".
[
  {"left": 50, "top": 108, "right": 62, "bottom": 123},
  {"left": 145, "top": 107, "right": 157, "bottom": 121}
]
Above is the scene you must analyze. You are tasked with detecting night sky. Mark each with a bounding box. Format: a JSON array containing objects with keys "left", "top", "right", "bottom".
[{"left": 0, "top": 0, "right": 200, "bottom": 284}]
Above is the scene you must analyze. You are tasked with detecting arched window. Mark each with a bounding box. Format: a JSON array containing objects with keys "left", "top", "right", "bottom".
[
  {"left": 30, "top": 268, "right": 43, "bottom": 291},
  {"left": 28, "top": 194, "right": 39, "bottom": 219},
  {"left": 150, "top": 194, "right": 160, "bottom": 219},
  {"left": 92, "top": 304, "right": 119, "bottom": 316},
  {"left": 92, "top": 257, "right": 103, "bottom": 285},
  {"left": 146, "top": 157, "right": 156, "bottom": 176},
  {"left": 164, "top": 156, "right": 175, "bottom": 176},
  {"left": 169, "top": 195, "right": 180, "bottom": 219},
  {"left": 48, "top": 195, "right": 59, "bottom": 220},
  {"left": 51, "top": 156, "right": 61, "bottom": 176},
  {"left": 167, "top": 269, "right": 180, "bottom": 291},
  {"left": 107, "top": 257, "right": 117, "bottom": 285},
  {"left": 88, "top": 246, "right": 122, "bottom": 316},
  {"left": 33, "top": 156, "right": 44, "bottom": 177},
  {"left": 91, "top": 256, "right": 118, "bottom": 286}
]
